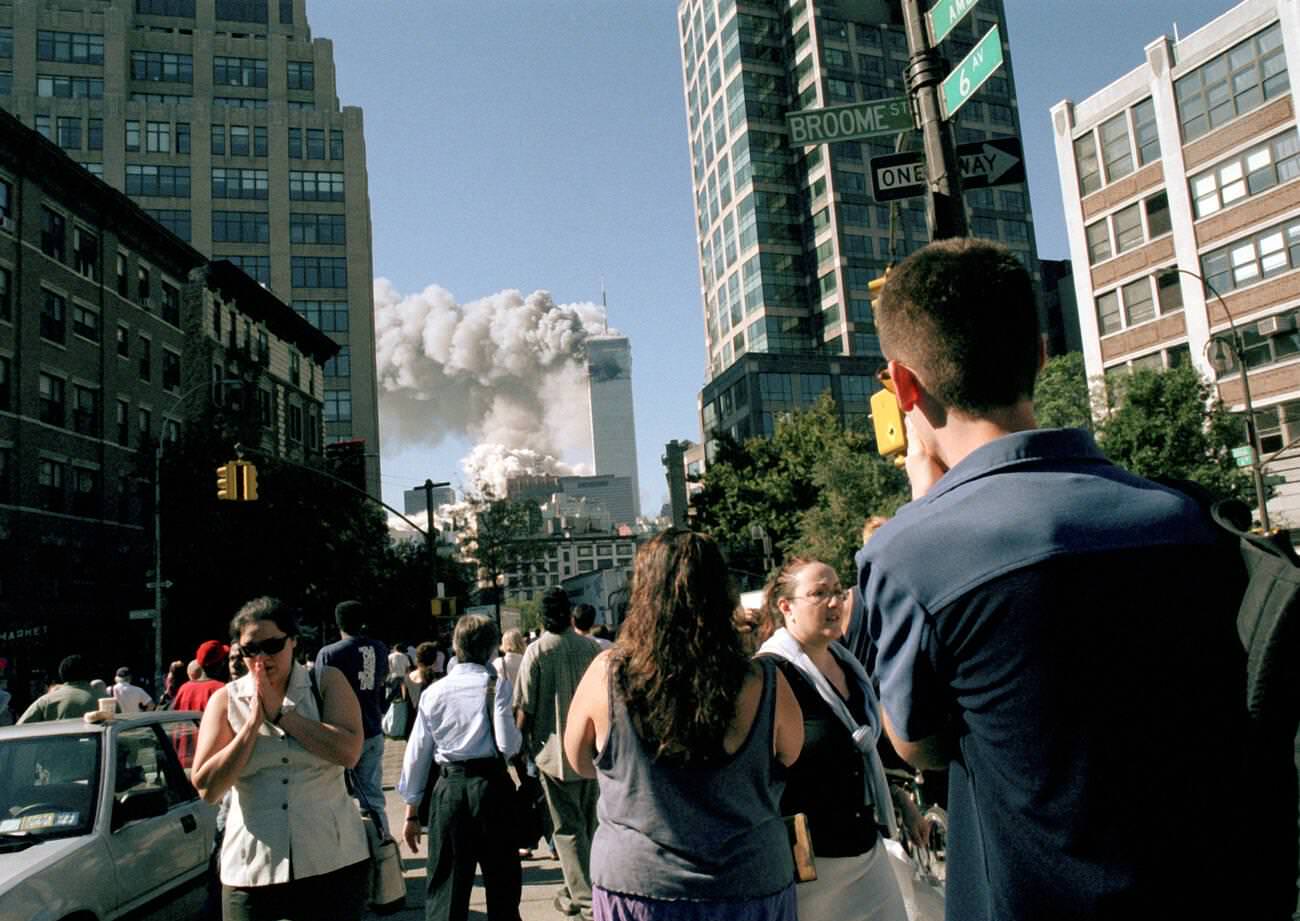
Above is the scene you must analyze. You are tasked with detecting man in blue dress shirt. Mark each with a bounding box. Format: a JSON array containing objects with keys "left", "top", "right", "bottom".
[
  {"left": 399, "top": 613, "right": 522, "bottom": 921},
  {"left": 859, "top": 239, "right": 1247, "bottom": 921}
]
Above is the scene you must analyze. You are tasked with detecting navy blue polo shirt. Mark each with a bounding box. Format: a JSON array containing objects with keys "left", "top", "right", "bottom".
[
  {"left": 860, "top": 429, "right": 1246, "bottom": 921},
  {"left": 316, "top": 636, "right": 389, "bottom": 739}
]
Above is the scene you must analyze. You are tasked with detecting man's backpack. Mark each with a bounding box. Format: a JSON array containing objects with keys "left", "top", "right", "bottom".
[{"left": 1211, "top": 499, "right": 1300, "bottom": 919}]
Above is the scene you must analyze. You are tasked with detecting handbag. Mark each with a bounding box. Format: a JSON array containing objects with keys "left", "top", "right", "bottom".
[
  {"left": 513, "top": 770, "right": 546, "bottom": 851},
  {"left": 381, "top": 697, "right": 408, "bottom": 739},
  {"left": 361, "top": 808, "right": 406, "bottom": 914}
]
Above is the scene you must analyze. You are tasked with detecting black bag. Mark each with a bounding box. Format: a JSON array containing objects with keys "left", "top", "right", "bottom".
[
  {"left": 514, "top": 771, "right": 546, "bottom": 851},
  {"left": 1210, "top": 499, "right": 1300, "bottom": 919}
]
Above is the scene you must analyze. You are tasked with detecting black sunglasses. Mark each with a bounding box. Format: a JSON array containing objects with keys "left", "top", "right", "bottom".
[{"left": 241, "top": 634, "right": 290, "bottom": 657}]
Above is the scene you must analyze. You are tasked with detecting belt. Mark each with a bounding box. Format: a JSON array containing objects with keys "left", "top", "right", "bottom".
[{"left": 438, "top": 757, "right": 505, "bottom": 777}]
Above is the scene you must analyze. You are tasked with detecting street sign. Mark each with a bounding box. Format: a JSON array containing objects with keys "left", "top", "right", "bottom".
[
  {"left": 869, "top": 136, "right": 1025, "bottom": 201},
  {"left": 941, "top": 24, "right": 1004, "bottom": 119},
  {"left": 129, "top": 608, "right": 156, "bottom": 621},
  {"left": 1233, "top": 446, "right": 1256, "bottom": 468},
  {"left": 787, "top": 97, "right": 912, "bottom": 147},
  {"left": 927, "top": 0, "right": 979, "bottom": 46}
]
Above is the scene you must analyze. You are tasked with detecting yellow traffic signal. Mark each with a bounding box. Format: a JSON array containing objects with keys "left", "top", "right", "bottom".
[
  {"left": 868, "top": 266, "right": 892, "bottom": 311},
  {"left": 240, "top": 461, "right": 258, "bottom": 501},
  {"left": 216, "top": 462, "right": 237, "bottom": 500}
]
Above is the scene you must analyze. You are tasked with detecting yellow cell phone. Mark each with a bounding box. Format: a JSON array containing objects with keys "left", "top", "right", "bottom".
[{"left": 871, "top": 372, "right": 907, "bottom": 467}]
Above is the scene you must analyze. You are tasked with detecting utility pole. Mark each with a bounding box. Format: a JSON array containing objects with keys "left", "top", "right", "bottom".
[
  {"left": 421, "top": 479, "right": 451, "bottom": 590},
  {"left": 900, "top": 0, "right": 967, "bottom": 240}
]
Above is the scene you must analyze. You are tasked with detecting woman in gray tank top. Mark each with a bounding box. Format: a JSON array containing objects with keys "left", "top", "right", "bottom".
[{"left": 564, "top": 531, "right": 804, "bottom": 921}]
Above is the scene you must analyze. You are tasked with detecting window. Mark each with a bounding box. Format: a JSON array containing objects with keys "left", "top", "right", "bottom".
[
  {"left": 212, "top": 167, "right": 268, "bottom": 199},
  {"left": 1191, "top": 129, "right": 1300, "bottom": 218},
  {"left": 287, "top": 404, "right": 303, "bottom": 442},
  {"left": 73, "top": 385, "right": 99, "bottom": 435},
  {"left": 0, "top": 27, "right": 11, "bottom": 58},
  {"left": 1121, "top": 277, "right": 1155, "bottom": 326},
  {"left": 323, "top": 390, "right": 351, "bottom": 423},
  {"left": 0, "top": 267, "right": 9, "bottom": 322},
  {"left": 1145, "top": 192, "right": 1171, "bottom": 239},
  {"left": 1085, "top": 219, "right": 1111, "bottom": 264},
  {"left": 131, "top": 51, "right": 193, "bottom": 83},
  {"left": 88, "top": 118, "right": 103, "bottom": 151},
  {"left": 324, "top": 345, "right": 350, "bottom": 378},
  {"left": 1156, "top": 271, "right": 1184, "bottom": 313},
  {"left": 162, "top": 349, "right": 181, "bottom": 392},
  {"left": 37, "top": 75, "right": 103, "bottom": 98},
  {"left": 306, "top": 129, "right": 325, "bottom": 160},
  {"left": 138, "top": 336, "right": 152, "bottom": 381},
  {"left": 146, "top": 120, "right": 171, "bottom": 153},
  {"left": 38, "top": 459, "right": 64, "bottom": 511},
  {"left": 1132, "top": 97, "right": 1160, "bottom": 166},
  {"left": 289, "top": 213, "right": 345, "bottom": 244},
  {"left": 216, "top": 0, "right": 269, "bottom": 23},
  {"left": 213, "top": 56, "right": 267, "bottom": 87},
  {"left": 160, "top": 282, "right": 180, "bottom": 327},
  {"left": 287, "top": 61, "right": 314, "bottom": 90},
  {"left": 137, "top": 0, "right": 196, "bottom": 14},
  {"left": 293, "top": 300, "right": 349, "bottom": 332},
  {"left": 126, "top": 120, "right": 141, "bottom": 152},
  {"left": 138, "top": 265, "right": 151, "bottom": 304},
  {"left": 1176, "top": 22, "right": 1288, "bottom": 142},
  {"left": 292, "top": 256, "right": 347, "bottom": 288},
  {"left": 115, "top": 400, "right": 129, "bottom": 446},
  {"left": 289, "top": 171, "right": 343, "bottom": 201},
  {"left": 39, "top": 373, "right": 65, "bottom": 426},
  {"left": 213, "top": 210, "right": 269, "bottom": 243},
  {"left": 330, "top": 130, "right": 344, "bottom": 160},
  {"left": 41, "top": 208, "right": 66, "bottom": 262},
  {"left": 117, "top": 254, "right": 129, "bottom": 297},
  {"left": 220, "top": 254, "right": 270, "bottom": 285},
  {"left": 130, "top": 92, "right": 190, "bottom": 106},
  {"left": 1075, "top": 134, "right": 1100, "bottom": 195},
  {"left": 117, "top": 325, "right": 130, "bottom": 357},
  {"left": 144, "top": 209, "right": 191, "bottom": 241},
  {"left": 1096, "top": 290, "right": 1121, "bottom": 336},
  {"left": 57, "top": 117, "right": 81, "bottom": 150},
  {"left": 1201, "top": 216, "right": 1300, "bottom": 294},
  {"left": 214, "top": 96, "right": 268, "bottom": 110},
  {"left": 72, "top": 303, "right": 100, "bottom": 341},
  {"left": 73, "top": 228, "right": 98, "bottom": 279},
  {"left": 41, "top": 289, "right": 66, "bottom": 343},
  {"left": 1112, "top": 202, "right": 1143, "bottom": 254},
  {"left": 126, "top": 164, "right": 191, "bottom": 197}
]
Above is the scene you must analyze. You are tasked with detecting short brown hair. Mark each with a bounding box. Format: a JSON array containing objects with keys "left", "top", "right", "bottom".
[
  {"left": 877, "top": 238, "right": 1039, "bottom": 415},
  {"left": 452, "top": 614, "right": 500, "bottom": 666}
]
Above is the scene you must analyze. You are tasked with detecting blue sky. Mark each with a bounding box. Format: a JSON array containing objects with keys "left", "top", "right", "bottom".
[{"left": 307, "top": 0, "right": 1233, "bottom": 515}]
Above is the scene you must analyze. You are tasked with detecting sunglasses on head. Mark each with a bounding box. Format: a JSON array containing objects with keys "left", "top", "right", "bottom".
[{"left": 240, "top": 635, "right": 290, "bottom": 657}]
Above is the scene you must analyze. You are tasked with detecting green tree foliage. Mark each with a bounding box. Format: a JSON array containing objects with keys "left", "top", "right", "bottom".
[
  {"left": 1097, "top": 363, "right": 1252, "bottom": 503},
  {"left": 463, "top": 492, "right": 541, "bottom": 611},
  {"left": 1035, "top": 352, "right": 1096, "bottom": 431},
  {"left": 691, "top": 395, "right": 909, "bottom": 585}
]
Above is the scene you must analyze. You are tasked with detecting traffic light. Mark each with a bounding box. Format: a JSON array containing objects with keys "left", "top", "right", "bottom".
[
  {"left": 240, "top": 461, "right": 258, "bottom": 501},
  {"left": 216, "top": 462, "right": 237, "bottom": 500},
  {"left": 868, "top": 266, "right": 892, "bottom": 312}
]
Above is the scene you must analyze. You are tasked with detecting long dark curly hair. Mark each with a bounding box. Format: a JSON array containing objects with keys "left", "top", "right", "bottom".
[{"left": 611, "top": 531, "right": 751, "bottom": 764}]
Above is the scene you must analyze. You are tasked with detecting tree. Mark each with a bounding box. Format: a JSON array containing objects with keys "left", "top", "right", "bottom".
[
  {"left": 1035, "top": 352, "right": 1096, "bottom": 431},
  {"left": 462, "top": 492, "right": 541, "bottom": 622},
  {"left": 1097, "top": 363, "right": 1252, "bottom": 504}
]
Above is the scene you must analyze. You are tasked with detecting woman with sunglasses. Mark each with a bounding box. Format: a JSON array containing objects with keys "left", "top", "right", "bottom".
[
  {"left": 192, "top": 597, "right": 370, "bottom": 921},
  {"left": 758, "top": 558, "right": 907, "bottom": 921}
]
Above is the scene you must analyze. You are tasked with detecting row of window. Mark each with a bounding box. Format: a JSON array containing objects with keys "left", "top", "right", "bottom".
[
  {"left": 1074, "top": 97, "right": 1159, "bottom": 196},
  {"left": 126, "top": 167, "right": 344, "bottom": 200},
  {"left": 1095, "top": 269, "right": 1184, "bottom": 336},
  {"left": 1201, "top": 215, "right": 1300, "bottom": 295},
  {"left": 1085, "top": 192, "right": 1170, "bottom": 265},
  {"left": 136, "top": 0, "right": 295, "bottom": 25},
  {"left": 1191, "top": 128, "right": 1300, "bottom": 218}
]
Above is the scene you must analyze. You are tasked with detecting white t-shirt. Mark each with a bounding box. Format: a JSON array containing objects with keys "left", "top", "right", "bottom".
[
  {"left": 112, "top": 681, "right": 153, "bottom": 713},
  {"left": 388, "top": 649, "right": 411, "bottom": 679}
]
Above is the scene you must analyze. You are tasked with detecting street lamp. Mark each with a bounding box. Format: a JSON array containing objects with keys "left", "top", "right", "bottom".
[
  {"left": 152, "top": 377, "right": 242, "bottom": 693},
  {"left": 1160, "top": 267, "right": 1271, "bottom": 532}
]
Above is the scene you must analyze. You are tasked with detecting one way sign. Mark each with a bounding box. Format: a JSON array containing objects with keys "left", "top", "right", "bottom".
[{"left": 869, "top": 136, "right": 1025, "bottom": 202}]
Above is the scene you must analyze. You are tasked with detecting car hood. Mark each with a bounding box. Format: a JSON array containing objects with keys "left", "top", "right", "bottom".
[{"left": 0, "top": 834, "right": 93, "bottom": 891}]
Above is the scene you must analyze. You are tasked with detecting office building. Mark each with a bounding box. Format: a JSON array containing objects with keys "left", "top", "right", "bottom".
[
  {"left": 587, "top": 335, "right": 641, "bottom": 518},
  {"left": 0, "top": 106, "right": 334, "bottom": 700},
  {"left": 1052, "top": 0, "right": 1300, "bottom": 526},
  {"left": 677, "top": 0, "right": 1041, "bottom": 456},
  {"left": 403, "top": 483, "right": 454, "bottom": 518},
  {"left": 0, "top": 0, "right": 381, "bottom": 496},
  {"left": 506, "top": 471, "right": 637, "bottom": 530}
]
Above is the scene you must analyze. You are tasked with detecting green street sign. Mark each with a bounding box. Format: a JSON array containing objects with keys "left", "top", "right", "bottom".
[
  {"left": 941, "top": 24, "right": 1004, "bottom": 120},
  {"left": 786, "top": 97, "right": 913, "bottom": 147},
  {"left": 1233, "top": 445, "right": 1256, "bottom": 467},
  {"left": 927, "top": 0, "right": 979, "bottom": 45}
]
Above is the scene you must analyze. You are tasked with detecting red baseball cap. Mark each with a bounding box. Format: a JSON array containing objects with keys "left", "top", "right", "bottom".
[{"left": 196, "top": 640, "right": 229, "bottom": 672}]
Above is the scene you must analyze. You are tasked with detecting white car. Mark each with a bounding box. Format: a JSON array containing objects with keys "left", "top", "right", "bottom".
[{"left": 0, "top": 712, "right": 217, "bottom": 921}]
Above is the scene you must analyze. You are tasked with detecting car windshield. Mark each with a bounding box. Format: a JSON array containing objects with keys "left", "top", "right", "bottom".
[{"left": 0, "top": 734, "right": 101, "bottom": 841}]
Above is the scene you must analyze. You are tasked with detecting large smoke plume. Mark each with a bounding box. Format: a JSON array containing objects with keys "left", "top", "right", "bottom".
[{"left": 374, "top": 280, "right": 614, "bottom": 497}]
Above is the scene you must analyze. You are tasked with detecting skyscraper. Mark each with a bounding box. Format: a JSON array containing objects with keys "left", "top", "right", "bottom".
[
  {"left": 587, "top": 335, "right": 640, "bottom": 518},
  {"left": 677, "top": 0, "right": 1040, "bottom": 454},
  {"left": 0, "top": 0, "right": 381, "bottom": 495}
]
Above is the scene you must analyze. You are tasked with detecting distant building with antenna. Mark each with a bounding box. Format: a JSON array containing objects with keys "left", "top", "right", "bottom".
[{"left": 587, "top": 335, "right": 641, "bottom": 518}]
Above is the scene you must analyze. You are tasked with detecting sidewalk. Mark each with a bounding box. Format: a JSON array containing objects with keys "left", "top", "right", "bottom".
[{"left": 374, "top": 739, "right": 566, "bottom": 921}]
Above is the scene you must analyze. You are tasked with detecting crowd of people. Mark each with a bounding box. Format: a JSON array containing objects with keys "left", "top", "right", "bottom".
[{"left": 5, "top": 239, "right": 1268, "bottom": 921}]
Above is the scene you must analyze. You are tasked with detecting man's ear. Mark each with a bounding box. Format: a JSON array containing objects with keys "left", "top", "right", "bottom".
[{"left": 888, "top": 359, "right": 924, "bottom": 412}]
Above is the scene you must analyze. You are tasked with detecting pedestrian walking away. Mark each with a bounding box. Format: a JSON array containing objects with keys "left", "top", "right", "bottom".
[
  {"left": 191, "top": 597, "right": 369, "bottom": 921},
  {"left": 515, "top": 588, "right": 600, "bottom": 920},
  {"left": 399, "top": 614, "right": 523, "bottom": 921},
  {"left": 111, "top": 667, "right": 154, "bottom": 713},
  {"left": 859, "top": 239, "right": 1249, "bottom": 921},
  {"left": 17, "top": 654, "right": 98, "bottom": 723},
  {"left": 316, "top": 599, "right": 390, "bottom": 837}
]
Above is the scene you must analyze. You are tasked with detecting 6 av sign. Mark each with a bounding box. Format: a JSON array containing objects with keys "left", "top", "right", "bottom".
[
  {"left": 941, "top": 24, "right": 1004, "bottom": 119},
  {"left": 869, "top": 136, "right": 1025, "bottom": 202}
]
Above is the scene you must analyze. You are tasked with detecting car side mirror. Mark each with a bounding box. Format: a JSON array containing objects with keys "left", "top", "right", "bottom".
[{"left": 111, "top": 787, "right": 168, "bottom": 831}]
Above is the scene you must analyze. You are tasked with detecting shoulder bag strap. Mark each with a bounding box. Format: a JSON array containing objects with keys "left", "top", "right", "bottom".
[{"left": 484, "top": 674, "right": 503, "bottom": 759}]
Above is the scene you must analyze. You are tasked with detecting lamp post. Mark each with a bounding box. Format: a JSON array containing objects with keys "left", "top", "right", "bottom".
[
  {"left": 1161, "top": 267, "right": 1271, "bottom": 532},
  {"left": 417, "top": 479, "right": 451, "bottom": 592},
  {"left": 152, "top": 377, "right": 242, "bottom": 693}
]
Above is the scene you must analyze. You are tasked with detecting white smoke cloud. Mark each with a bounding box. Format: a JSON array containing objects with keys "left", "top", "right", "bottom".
[{"left": 374, "top": 281, "right": 611, "bottom": 493}]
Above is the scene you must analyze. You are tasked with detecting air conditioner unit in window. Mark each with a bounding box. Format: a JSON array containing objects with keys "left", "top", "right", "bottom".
[
  {"left": 0, "top": 216, "right": 13, "bottom": 233},
  {"left": 1257, "top": 315, "right": 1296, "bottom": 337}
]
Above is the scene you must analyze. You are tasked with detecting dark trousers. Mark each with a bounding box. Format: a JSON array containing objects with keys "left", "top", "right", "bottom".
[
  {"left": 426, "top": 760, "right": 522, "bottom": 921},
  {"left": 221, "top": 858, "right": 369, "bottom": 921}
]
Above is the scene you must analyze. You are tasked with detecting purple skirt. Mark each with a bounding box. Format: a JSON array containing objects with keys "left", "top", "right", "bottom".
[{"left": 592, "top": 884, "right": 797, "bottom": 921}]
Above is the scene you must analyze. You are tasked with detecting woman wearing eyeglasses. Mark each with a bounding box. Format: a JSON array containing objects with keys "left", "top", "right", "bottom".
[
  {"left": 191, "top": 597, "right": 370, "bottom": 921},
  {"left": 758, "top": 559, "right": 907, "bottom": 921}
]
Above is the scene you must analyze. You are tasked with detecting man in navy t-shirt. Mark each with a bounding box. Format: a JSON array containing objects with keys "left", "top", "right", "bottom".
[
  {"left": 317, "top": 600, "right": 389, "bottom": 837},
  {"left": 858, "top": 239, "right": 1247, "bottom": 921}
]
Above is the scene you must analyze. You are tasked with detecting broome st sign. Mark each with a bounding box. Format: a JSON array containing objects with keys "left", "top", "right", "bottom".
[{"left": 786, "top": 96, "right": 913, "bottom": 146}]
